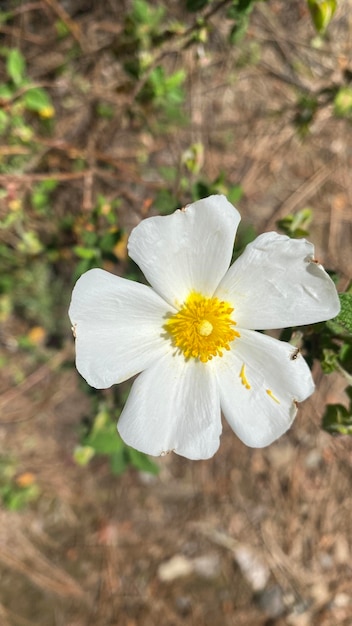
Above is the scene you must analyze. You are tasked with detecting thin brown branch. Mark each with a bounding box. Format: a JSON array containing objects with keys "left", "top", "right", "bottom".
[{"left": 42, "top": 0, "right": 88, "bottom": 51}]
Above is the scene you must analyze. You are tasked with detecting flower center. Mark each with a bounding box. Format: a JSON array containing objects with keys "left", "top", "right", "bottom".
[{"left": 164, "top": 291, "right": 240, "bottom": 362}]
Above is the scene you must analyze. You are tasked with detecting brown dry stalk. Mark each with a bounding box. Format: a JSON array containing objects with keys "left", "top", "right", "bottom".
[
  {"left": 0, "top": 348, "right": 71, "bottom": 415},
  {"left": 0, "top": 543, "right": 83, "bottom": 598},
  {"left": 264, "top": 162, "right": 337, "bottom": 230},
  {"left": 42, "top": 0, "right": 88, "bottom": 51}
]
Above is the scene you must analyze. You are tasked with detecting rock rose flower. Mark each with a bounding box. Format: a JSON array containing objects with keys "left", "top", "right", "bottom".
[{"left": 69, "top": 195, "right": 340, "bottom": 460}]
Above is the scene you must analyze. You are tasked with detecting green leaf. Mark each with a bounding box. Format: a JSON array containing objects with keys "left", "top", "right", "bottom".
[
  {"left": 73, "top": 246, "right": 98, "bottom": 260},
  {"left": 158, "top": 165, "right": 178, "bottom": 183},
  {"left": 182, "top": 143, "right": 204, "bottom": 175},
  {"left": 186, "top": 0, "right": 209, "bottom": 11},
  {"left": 154, "top": 189, "right": 179, "bottom": 215},
  {"left": 132, "top": 0, "right": 151, "bottom": 22},
  {"left": 307, "top": 0, "right": 337, "bottom": 33},
  {"left": 334, "top": 87, "right": 352, "bottom": 118},
  {"left": 127, "top": 447, "right": 159, "bottom": 474},
  {"left": 31, "top": 179, "right": 57, "bottom": 213},
  {"left": 277, "top": 208, "right": 312, "bottom": 238},
  {"left": 85, "top": 414, "right": 122, "bottom": 455},
  {"left": 339, "top": 344, "right": 352, "bottom": 372},
  {"left": 6, "top": 48, "right": 26, "bottom": 86},
  {"left": 55, "top": 19, "right": 70, "bottom": 38},
  {"left": 99, "top": 230, "right": 121, "bottom": 254},
  {"left": 18, "top": 231, "right": 43, "bottom": 255},
  {"left": 326, "top": 293, "right": 352, "bottom": 337},
  {"left": 0, "top": 12, "right": 13, "bottom": 25},
  {"left": 321, "top": 348, "right": 339, "bottom": 374},
  {"left": 73, "top": 445, "right": 95, "bottom": 466},
  {"left": 322, "top": 402, "right": 352, "bottom": 435},
  {"left": 42, "top": 178, "right": 58, "bottom": 192},
  {"left": 231, "top": 221, "right": 257, "bottom": 262},
  {"left": 229, "top": 17, "right": 250, "bottom": 44},
  {"left": 0, "top": 110, "right": 9, "bottom": 134},
  {"left": 0, "top": 85, "right": 13, "bottom": 100},
  {"left": 23, "top": 87, "right": 54, "bottom": 117},
  {"left": 86, "top": 429, "right": 121, "bottom": 455},
  {"left": 81, "top": 229, "right": 98, "bottom": 246},
  {"left": 96, "top": 102, "right": 115, "bottom": 119},
  {"left": 110, "top": 450, "right": 128, "bottom": 475},
  {"left": 227, "top": 0, "right": 255, "bottom": 17},
  {"left": 227, "top": 184, "right": 243, "bottom": 205},
  {"left": 294, "top": 95, "right": 318, "bottom": 133},
  {"left": 131, "top": 0, "right": 165, "bottom": 28}
]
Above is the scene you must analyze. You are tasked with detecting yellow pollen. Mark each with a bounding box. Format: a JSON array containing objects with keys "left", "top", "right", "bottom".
[
  {"left": 198, "top": 320, "right": 213, "bottom": 336},
  {"left": 266, "top": 389, "right": 280, "bottom": 404},
  {"left": 239, "top": 364, "right": 251, "bottom": 389},
  {"left": 164, "top": 291, "right": 239, "bottom": 363}
]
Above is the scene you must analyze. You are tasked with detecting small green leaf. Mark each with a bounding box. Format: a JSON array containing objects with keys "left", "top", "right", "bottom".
[
  {"left": 323, "top": 402, "right": 352, "bottom": 435},
  {"left": 87, "top": 430, "right": 121, "bottom": 455},
  {"left": 0, "top": 110, "right": 9, "bottom": 134},
  {"left": 6, "top": 48, "right": 26, "bottom": 86},
  {"left": 55, "top": 19, "right": 70, "bottom": 38},
  {"left": 182, "top": 143, "right": 204, "bottom": 175},
  {"left": 233, "top": 222, "right": 256, "bottom": 255},
  {"left": 23, "top": 87, "right": 54, "bottom": 117},
  {"left": 132, "top": 0, "right": 151, "bottom": 22},
  {"left": 110, "top": 450, "right": 128, "bottom": 475},
  {"left": 96, "top": 102, "right": 115, "bottom": 118},
  {"left": 18, "top": 231, "right": 43, "bottom": 255},
  {"left": 81, "top": 230, "right": 97, "bottom": 246},
  {"left": 277, "top": 208, "right": 312, "bottom": 238},
  {"left": 39, "top": 178, "right": 58, "bottom": 192},
  {"left": 73, "top": 246, "right": 98, "bottom": 260},
  {"left": 127, "top": 447, "right": 159, "bottom": 474},
  {"left": 85, "top": 411, "right": 122, "bottom": 455},
  {"left": 334, "top": 87, "right": 352, "bottom": 118},
  {"left": 339, "top": 344, "right": 352, "bottom": 372},
  {"left": 100, "top": 230, "right": 120, "bottom": 254},
  {"left": 158, "top": 165, "right": 178, "bottom": 183},
  {"left": 0, "top": 85, "right": 13, "bottom": 100},
  {"left": 154, "top": 189, "right": 179, "bottom": 215},
  {"left": 227, "top": 0, "right": 255, "bottom": 18},
  {"left": 0, "top": 12, "right": 13, "bottom": 25},
  {"left": 307, "top": 0, "right": 337, "bottom": 33},
  {"left": 321, "top": 348, "right": 339, "bottom": 374},
  {"left": 186, "top": 0, "right": 209, "bottom": 11},
  {"left": 326, "top": 293, "right": 352, "bottom": 337},
  {"left": 73, "top": 445, "right": 95, "bottom": 466},
  {"left": 227, "top": 184, "right": 243, "bottom": 205}
]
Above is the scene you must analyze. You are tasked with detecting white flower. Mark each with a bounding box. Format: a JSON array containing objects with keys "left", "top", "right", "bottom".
[{"left": 69, "top": 195, "right": 340, "bottom": 460}]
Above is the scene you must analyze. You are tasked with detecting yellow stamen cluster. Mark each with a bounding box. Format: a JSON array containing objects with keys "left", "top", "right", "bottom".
[{"left": 164, "top": 291, "right": 239, "bottom": 363}]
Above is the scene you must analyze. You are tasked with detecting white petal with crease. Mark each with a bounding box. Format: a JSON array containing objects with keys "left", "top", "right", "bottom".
[
  {"left": 128, "top": 195, "right": 241, "bottom": 307},
  {"left": 216, "top": 232, "right": 340, "bottom": 329},
  {"left": 216, "top": 329, "right": 315, "bottom": 447},
  {"left": 69, "top": 268, "right": 170, "bottom": 388},
  {"left": 118, "top": 353, "right": 222, "bottom": 460}
]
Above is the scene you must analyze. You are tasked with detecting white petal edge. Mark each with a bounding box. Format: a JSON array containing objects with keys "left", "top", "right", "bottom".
[
  {"left": 128, "top": 194, "right": 241, "bottom": 307},
  {"left": 118, "top": 353, "right": 222, "bottom": 460},
  {"left": 216, "top": 232, "right": 340, "bottom": 329},
  {"left": 69, "top": 268, "right": 171, "bottom": 388},
  {"left": 215, "top": 329, "right": 315, "bottom": 447}
]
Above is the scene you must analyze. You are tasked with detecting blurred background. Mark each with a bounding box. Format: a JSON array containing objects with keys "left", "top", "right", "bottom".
[{"left": 0, "top": 1, "right": 352, "bottom": 624}]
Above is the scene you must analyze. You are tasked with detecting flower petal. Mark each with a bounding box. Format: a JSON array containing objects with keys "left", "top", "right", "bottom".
[
  {"left": 216, "top": 329, "right": 315, "bottom": 447},
  {"left": 128, "top": 195, "right": 241, "bottom": 307},
  {"left": 118, "top": 353, "right": 222, "bottom": 460},
  {"left": 68, "top": 268, "right": 170, "bottom": 388},
  {"left": 216, "top": 232, "right": 340, "bottom": 329}
]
